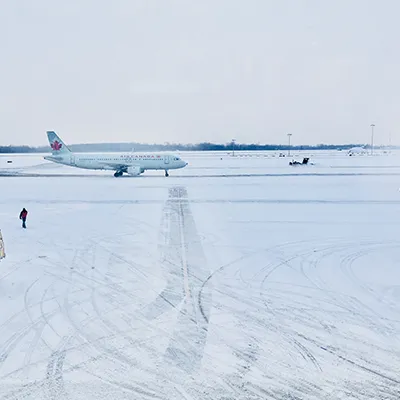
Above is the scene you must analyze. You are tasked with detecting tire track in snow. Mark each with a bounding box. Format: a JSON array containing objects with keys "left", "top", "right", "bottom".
[
  {"left": 156, "top": 186, "right": 212, "bottom": 374},
  {"left": 297, "top": 240, "right": 400, "bottom": 336},
  {"left": 54, "top": 243, "right": 177, "bottom": 385},
  {"left": 143, "top": 190, "right": 186, "bottom": 319},
  {"left": 0, "top": 277, "right": 65, "bottom": 372},
  {"left": 22, "top": 272, "right": 71, "bottom": 399},
  {"left": 299, "top": 333, "right": 400, "bottom": 386},
  {"left": 203, "top": 240, "right": 327, "bottom": 396},
  {"left": 255, "top": 238, "right": 400, "bottom": 397},
  {"left": 256, "top": 241, "right": 351, "bottom": 376},
  {"left": 196, "top": 239, "right": 324, "bottom": 394},
  {"left": 40, "top": 237, "right": 175, "bottom": 386},
  {"left": 45, "top": 346, "right": 67, "bottom": 400}
]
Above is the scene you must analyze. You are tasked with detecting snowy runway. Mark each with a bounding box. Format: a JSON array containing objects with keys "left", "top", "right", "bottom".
[{"left": 0, "top": 151, "right": 400, "bottom": 399}]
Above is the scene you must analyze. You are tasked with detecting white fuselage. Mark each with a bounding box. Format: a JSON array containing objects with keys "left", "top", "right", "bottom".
[
  {"left": 44, "top": 152, "right": 187, "bottom": 174},
  {"left": 348, "top": 147, "right": 367, "bottom": 155}
]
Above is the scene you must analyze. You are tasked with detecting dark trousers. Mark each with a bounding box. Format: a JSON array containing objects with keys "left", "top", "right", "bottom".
[{"left": 22, "top": 218, "right": 26, "bottom": 228}]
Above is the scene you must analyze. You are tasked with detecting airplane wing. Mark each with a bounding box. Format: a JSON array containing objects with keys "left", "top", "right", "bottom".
[{"left": 99, "top": 161, "right": 139, "bottom": 171}]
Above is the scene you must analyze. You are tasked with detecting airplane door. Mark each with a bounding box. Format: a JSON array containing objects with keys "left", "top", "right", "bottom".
[
  {"left": 70, "top": 154, "right": 75, "bottom": 165},
  {"left": 164, "top": 155, "right": 170, "bottom": 164}
]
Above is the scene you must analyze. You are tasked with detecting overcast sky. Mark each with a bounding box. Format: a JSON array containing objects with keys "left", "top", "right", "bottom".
[{"left": 0, "top": 0, "right": 399, "bottom": 146}]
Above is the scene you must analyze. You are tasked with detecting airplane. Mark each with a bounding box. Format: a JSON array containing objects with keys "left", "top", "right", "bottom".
[
  {"left": 347, "top": 146, "right": 367, "bottom": 156},
  {"left": 43, "top": 131, "right": 188, "bottom": 177}
]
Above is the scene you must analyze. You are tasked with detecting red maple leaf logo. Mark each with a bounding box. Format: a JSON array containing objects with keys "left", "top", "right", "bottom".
[{"left": 51, "top": 140, "right": 62, "bottom": 151}]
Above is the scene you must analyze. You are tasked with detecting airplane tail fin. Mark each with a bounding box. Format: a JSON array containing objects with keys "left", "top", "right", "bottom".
[{"left": 46, "top": 131, "right": 71, "bottom": 154}]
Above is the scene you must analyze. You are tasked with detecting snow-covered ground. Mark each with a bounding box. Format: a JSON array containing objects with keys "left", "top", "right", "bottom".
[{"left": 0, "top": 150, "right": 399, "bottom": 399}]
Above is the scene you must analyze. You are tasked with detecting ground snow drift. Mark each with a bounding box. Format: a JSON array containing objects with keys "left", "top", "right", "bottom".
[{"left": 0, "top": 151, "right": 399, "bottom": 399}]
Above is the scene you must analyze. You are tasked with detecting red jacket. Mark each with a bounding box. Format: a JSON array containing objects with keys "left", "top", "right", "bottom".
[{"left": 20, "top": 210, "right": 28, "bottom": 219}]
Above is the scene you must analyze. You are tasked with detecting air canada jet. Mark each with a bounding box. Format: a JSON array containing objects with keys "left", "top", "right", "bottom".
[
  {"left": 43, "top": 131, "right": 188, "bottom": 177},
  {"left": 348, "top": 146, "right": 367, "bottom": 156}
]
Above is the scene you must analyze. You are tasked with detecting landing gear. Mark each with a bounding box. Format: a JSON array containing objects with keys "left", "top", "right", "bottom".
[
  {"left": 165, "top": 170, "right": 169, "bottom": 177},
  {"left": 114, "top": 171, "right": 123, "bottom": 177}
]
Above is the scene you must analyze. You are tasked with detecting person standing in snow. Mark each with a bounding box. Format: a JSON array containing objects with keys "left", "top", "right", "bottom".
[{"left": 19, "top": 208, "right": 28, "bottom": 228}]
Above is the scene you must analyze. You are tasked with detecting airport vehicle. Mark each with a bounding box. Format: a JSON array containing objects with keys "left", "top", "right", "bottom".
[{"left": 289, "top": 157, "right": 310, "bottom": 166}]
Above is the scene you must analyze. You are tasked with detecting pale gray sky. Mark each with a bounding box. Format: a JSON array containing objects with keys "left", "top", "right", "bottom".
[{"left": 1, "top": 0, "right": 399, "bottom": 146}]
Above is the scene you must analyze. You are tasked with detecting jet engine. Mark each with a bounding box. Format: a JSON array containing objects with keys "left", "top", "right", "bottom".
[{"left": 126, "top": 166, "right": 142, "bottom": 176}]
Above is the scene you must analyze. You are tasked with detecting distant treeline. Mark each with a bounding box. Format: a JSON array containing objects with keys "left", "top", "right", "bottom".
[
  {"left": 0, "top": 145, "right": 40, "bottom": 153},
  {"left": 0, "top": 142, "right": 381, "bottom": 153}
]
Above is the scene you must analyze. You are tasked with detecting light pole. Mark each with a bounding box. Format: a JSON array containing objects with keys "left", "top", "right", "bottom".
[
  {"left": 370, "top": 124, "right": 375, "bottom": 155},
  {"left": 287, "top": 133, "right": 292, "bottom": 157},
  {"left": 232, "top": 139, "right": 236, "bottom": 156}
]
